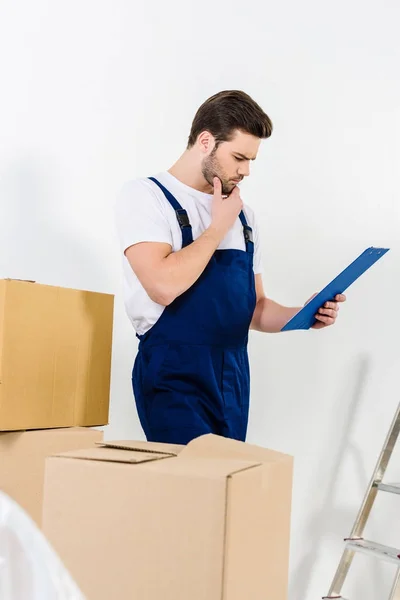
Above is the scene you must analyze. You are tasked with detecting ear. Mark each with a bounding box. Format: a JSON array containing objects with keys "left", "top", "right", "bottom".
[{"left": 197, "top": 131, "right": 215, "bottom": 155}]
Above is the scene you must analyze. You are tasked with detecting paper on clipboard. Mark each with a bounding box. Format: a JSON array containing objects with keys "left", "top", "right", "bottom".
[{"left": 281, "top": 246, "right": 389, "bottom": 331}]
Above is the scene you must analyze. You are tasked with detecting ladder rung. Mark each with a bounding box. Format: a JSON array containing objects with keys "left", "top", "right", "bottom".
[
  {"left": 377, "top": 482, "right": 400, "bottom": 495},
  {"left": 345, "top": 539, "right": 400, "bottom": 564}
]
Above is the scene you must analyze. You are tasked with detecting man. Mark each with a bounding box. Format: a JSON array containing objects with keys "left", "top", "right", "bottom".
[{"left": 115, "top": 90, "right": 346, "bottom": 445}]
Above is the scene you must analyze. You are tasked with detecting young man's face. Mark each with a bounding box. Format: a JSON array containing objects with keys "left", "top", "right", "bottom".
[{"left": 201, "top": 130, "right": 261, "bottom": 195}]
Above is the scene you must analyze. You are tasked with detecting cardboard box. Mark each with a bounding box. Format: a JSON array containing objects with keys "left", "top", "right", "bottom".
[
  {"left": 42, "top": 434, "right": 293, "bottom": 600},
  {"left": 0, "top": 279, "right": 114, "bottom": 430},
  {"left": 0, "top": 426, "right": 103, "bottom": 526}
]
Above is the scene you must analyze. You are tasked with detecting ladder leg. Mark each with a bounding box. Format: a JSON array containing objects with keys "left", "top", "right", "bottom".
[
  {"left": 324, "top": 548, "right": 355, "bottom": 597},
  {"left": 389, "top": 568, "right": 400, "bottom": 600},
  {"left": 324, "top": 401, "right": 400, "bottom": 598},
  {"left": 349, "top": 401, "right": 400, "bottom": 538}
]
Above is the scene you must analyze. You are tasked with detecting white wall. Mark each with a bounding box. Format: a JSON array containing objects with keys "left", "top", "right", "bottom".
[{"left": 1, "top": 1, "right": 399, "bottom": 598}]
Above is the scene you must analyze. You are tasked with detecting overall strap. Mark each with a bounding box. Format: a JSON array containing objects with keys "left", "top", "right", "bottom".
[
  {"left": 239, "top": 211, "right": 254, "bottom": 255},
  {"left": 148, "top": 177, "right": 193, "bottom": 248}
]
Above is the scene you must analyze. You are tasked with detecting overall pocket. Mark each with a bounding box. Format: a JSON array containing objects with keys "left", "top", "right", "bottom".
[{"left": 141, "top": 344, "right": 170, "bottom": 397}]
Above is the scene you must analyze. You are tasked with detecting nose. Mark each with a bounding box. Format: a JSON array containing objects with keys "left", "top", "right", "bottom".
[{"left": 238, "top": 161, "right": 250, "bottom": 177}]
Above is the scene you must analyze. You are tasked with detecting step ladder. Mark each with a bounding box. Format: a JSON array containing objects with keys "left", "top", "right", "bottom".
[{"left": 323, "top": 401, "right": 400, "bottom": 600}]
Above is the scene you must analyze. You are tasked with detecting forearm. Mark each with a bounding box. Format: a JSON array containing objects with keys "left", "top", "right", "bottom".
[
  {"left": 155, "top": 226, "right": 223, "bottom": 305},
  {"left": 250, "top": 297, "right": 301, "bottom": 333}
]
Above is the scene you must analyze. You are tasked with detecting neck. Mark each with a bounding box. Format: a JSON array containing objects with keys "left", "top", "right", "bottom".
[{"left": 168, "top": 150, "right": 213, "bottom": 194}]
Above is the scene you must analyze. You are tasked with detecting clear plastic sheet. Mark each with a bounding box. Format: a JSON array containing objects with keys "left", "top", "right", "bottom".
[{"left": 0, "top": 491, "right": 85, "bottom": 600}]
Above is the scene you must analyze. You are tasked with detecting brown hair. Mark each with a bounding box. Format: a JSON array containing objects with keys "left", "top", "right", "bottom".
[{"left": 187, "top": 90, "right": 273, "bottom": 149}]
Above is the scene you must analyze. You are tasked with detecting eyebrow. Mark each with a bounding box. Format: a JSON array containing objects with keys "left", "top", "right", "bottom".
[{"left": 233, "top": 152, "right": 256, "bottom": 161}]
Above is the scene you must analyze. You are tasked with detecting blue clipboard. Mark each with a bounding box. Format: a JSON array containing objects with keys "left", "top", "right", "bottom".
[{"left": 281, "top": 246, "right": 389, "bottom": 331}]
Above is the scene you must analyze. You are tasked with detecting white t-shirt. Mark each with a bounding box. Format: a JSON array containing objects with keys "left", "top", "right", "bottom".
[{"left": 114, "top": 171, "right": 262, "bottom": 336}]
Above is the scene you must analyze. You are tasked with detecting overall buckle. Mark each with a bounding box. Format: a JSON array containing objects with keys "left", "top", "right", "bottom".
[
  {"left": 175, "top": 209, "right": 191, "bottom": 228},
  {"left": 243, "top": 225, "right": 253, "bottom": 243}
]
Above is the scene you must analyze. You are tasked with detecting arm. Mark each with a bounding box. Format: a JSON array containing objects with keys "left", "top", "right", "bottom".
[
  {"left": 250, "top": 274, "right": 346, "bottom": 332},
  {"left": 124, "top": 177, "right": 243, "bottom": 306},
  {"left": 250, "top": 274, "right": 301, "bottom": 333},
  {"left": 125, "top": 228, "right": 222, "bottom": 306}
]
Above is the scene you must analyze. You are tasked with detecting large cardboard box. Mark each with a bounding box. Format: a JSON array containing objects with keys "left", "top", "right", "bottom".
[
  {"left": 0, "top": 426, "right": 102, "bottom": 526},
  {"left": 0, "top": 279, "right": 114, "bottom": 431},
  {"left": 43, "top": 434, "right": 293, "bottom": 600}
]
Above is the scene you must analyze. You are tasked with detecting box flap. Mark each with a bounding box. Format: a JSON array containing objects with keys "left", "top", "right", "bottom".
[
  {"left": 52, "top": 447, "right": 170, "bottom": 464},
  {"left": 180, "top": 434, "right": 293, "bottom": 464},
  {"left": 3, "top": 278, "right": 36, "bottom": 283},
  {"left": 97, "top": 440, "right": 184, "bottom": 456}
]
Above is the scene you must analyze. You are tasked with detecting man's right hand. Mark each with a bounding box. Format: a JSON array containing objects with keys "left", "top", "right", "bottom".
[{"left": 210, "top": 177, "right": 243, "bottom": 240}]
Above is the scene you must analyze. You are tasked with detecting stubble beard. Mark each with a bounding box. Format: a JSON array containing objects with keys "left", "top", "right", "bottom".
[{"left": 201, "top": 150, "right": 235, "bottom": 196}]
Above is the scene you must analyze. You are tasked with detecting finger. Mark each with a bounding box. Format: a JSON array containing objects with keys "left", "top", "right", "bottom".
[
  {"left": 315, "top": 314, "right": 335, "bottom": 325},
  {"left": 228, "top": 185, "right": 241, "bottom": 199},
  {"left": 318, "top": 308, "right": 336, "bottom": 318},
  {"left": 323, "top": 302, "right": 339, "bottom": 311},
  {"left": 335, "top": 294, "right": 346, "bottom": 302},
  {"left": 213, "top": 177, "right": 222, "bottom": 196},
  {"left": 318, "top": 307, "right": 337, "bottom": 318}
]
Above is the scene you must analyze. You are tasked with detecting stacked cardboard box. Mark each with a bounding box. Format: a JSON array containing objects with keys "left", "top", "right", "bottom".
[
  {"left": 1, "top": 279, "right": 295, "bottom": 597},
  {"left": 0, "top": 278, "right": 114, "bottom": 526},
  {"left": 42, "top": 434, "right": 294, "bottom": 600}
]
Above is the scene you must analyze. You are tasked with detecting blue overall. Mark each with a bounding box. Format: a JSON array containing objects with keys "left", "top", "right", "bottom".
[{"left": 132, "top": 177, "right": 257, "bottom": 445}]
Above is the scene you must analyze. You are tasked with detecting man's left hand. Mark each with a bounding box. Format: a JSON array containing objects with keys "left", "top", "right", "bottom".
[{"left": 305, "top": 293, "right": 347, "bottom": 329}]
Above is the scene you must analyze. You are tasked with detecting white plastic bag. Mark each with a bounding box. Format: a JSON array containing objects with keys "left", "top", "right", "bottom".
[{"left": 0, "top": 491, "right": 85, "bottom": 600}]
